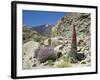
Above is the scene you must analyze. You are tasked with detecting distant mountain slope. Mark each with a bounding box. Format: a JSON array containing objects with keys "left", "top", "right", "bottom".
[
  {"left": 31, "top": 24, "right": 53, "bottom": 36},
  {"left": 23, "top": 25, "right": 39, "bottom": 43}
]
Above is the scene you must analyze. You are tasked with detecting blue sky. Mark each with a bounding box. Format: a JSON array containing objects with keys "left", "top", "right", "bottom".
[{"left": 23, "top": 10, "right": 67, "bottom": 27}]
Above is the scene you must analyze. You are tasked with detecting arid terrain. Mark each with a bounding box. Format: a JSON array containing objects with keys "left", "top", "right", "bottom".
[{"left": 22, "top": 12, "right": 91, "bottom": 69}]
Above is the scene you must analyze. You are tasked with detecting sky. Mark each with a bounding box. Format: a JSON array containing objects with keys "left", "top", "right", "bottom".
[{"left": 23, "top": 10, "right": 67, "bottom": 27}]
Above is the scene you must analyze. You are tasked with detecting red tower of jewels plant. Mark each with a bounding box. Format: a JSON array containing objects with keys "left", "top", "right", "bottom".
[
  {"left": 71, "top": 24, "right": 77, "bottom": 50},
  {"left": 68, "top": 24, "right": 78, "bottom": 63}
]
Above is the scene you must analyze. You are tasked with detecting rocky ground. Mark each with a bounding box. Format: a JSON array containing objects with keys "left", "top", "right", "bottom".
[{"left": 22, "top": 12, "right": 91, "bottom": 69}]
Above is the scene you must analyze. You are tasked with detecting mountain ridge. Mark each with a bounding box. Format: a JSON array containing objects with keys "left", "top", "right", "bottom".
[{"left": 31, "top": 24, "right": 54, "bottom": 36}]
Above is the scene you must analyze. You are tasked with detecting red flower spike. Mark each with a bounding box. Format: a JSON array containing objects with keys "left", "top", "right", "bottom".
[
  {"left": 71, "top": 24, "right": 77, "bottom": 50},
  {"left": 67, "top": 24, "right": 78, "bottom": 63},
  {"left": 68, "top": 24, "right": 85, "bottom": 63}
]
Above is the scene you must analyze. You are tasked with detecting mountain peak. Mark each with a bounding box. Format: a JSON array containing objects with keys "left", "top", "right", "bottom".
[{"left": 31, "top": 24, "right": 53, "bottom": 36}]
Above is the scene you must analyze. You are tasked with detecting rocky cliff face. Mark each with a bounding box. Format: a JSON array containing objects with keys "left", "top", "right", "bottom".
[
  {"left": 52, "top": 13, "right": 90, "bottom": 38},
  {"left": 52, "top": 12, "right": 91, "bottom": 64}
]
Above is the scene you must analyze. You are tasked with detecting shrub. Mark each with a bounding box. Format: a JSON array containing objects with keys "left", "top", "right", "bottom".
[{"left": 35, "top": 46, "right": 57, "bottom": 63}]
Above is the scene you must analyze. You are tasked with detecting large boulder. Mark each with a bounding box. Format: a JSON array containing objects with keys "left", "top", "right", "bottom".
[{"left": 22, "top": 40, "right": 40, "bottom": 69}]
